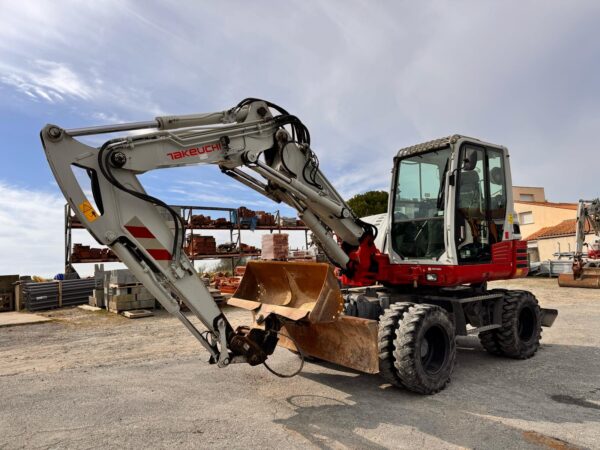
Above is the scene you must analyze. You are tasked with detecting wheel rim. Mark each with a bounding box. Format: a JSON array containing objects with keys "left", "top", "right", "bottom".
[
  {"left": 518, "top": 306, "right": 536, "bottom": 342},
  {"left": 420, "top": 325, "right": 450, "bottom": 375}
]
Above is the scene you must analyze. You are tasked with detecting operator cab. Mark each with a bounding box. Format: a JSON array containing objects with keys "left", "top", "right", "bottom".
[{"left": 390, "top": 135, "right": 513, "bottom": 265}]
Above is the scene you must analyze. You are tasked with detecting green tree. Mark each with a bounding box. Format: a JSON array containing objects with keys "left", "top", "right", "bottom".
[{"left": 347, "top": 190, "right": 388, "bottom": 218}]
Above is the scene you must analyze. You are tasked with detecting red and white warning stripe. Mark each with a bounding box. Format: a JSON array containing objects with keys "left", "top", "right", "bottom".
[{"left": 124, "top": 217, "right": 171, "bottom": 265}]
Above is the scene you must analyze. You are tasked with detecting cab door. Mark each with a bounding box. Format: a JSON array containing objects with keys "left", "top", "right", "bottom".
[{"left": 454, "top": 144, "right": 507, "bottom": 264}]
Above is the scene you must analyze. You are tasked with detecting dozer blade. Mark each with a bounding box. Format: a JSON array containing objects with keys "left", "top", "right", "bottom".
[
  {"left": 558, "top": 266, "right": 600, "bottom": 288},
  {"left": 279, "top": 316, "right": 379, "bottom": 374},
  {"left": 227, "top": 260, "right": 344, "bottom": 323},
  {"left": 227, "top": 260, "right": 380, "bottom": 374}
]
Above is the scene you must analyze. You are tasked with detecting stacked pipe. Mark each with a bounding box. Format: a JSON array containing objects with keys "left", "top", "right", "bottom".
[{"left": 22, "top": 278, "right": 95, "bottom": 311}]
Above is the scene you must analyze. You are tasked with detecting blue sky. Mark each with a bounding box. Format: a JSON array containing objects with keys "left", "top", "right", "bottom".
[{"left": 1, "top": 1, "right": 599, "bottom": 275}]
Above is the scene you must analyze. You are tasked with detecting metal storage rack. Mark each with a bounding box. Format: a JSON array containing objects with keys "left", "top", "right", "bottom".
[{"left": 64, "top": 204, "right": 310, "bottom": 273}]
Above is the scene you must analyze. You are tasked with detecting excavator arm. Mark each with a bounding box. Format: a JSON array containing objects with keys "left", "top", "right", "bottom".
[
  {"left": 40, "top": 99, "right": 375, "bottom": 368},
  {"left": 574, "top": 199, "right": 600, "bottom": 256},
  {"left": 559, "top": 198, "right": 600, "bottom": 287}
]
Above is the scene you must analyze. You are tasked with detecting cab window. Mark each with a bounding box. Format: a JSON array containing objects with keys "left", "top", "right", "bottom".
[{"left": 392, "top": 147, "right": 450, "bottom": 259}]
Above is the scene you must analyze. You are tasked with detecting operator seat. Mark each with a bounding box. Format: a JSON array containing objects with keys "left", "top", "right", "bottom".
[{"left": 456, "top": 170, "right": 483, "bottom": 248}]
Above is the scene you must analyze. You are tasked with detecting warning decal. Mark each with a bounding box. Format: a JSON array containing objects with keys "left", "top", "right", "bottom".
[{"left": 79, "top": 200, "right": 99, "bottom": 222}]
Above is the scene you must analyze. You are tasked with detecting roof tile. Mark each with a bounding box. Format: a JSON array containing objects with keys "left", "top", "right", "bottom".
[
  {"left": 515, "top": 201, "right": 578, "bottom": 210},
  {"left": 526, "top": 218, "right": 592, "bottom": 240}
]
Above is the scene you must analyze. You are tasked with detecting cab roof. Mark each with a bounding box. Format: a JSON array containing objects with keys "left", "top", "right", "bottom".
[{"left": 395, "top": 134, "right": 491, "bottom": 158}]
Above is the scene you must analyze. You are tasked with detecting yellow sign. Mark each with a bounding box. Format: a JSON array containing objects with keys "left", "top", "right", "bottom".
[
  {"left": 508, "top": 213, "right": 514, "bottom": 225},
  {"left": 79, "top": 200, "right": 99, "bottom": 222}
]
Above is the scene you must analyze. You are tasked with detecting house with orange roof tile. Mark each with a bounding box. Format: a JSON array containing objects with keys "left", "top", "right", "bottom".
[{"left": 512, "top": 187, "right": 590, "bottom": 261}]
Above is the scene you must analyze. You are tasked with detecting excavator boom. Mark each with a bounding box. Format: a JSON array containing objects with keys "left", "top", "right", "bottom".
[{"left": 41, "top": 99, "right": 371, "bottom": 369}]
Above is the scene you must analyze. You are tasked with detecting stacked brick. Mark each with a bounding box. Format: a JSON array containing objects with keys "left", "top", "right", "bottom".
[
  {"left": 261, "top": 234, "right": 289, "bottom": 260},
  {"left": 213, "top": 218, "right": 231, "bottom": 228},
  {"left": 189, "top": 214, "right": 212, "bottom": 227},
  {"left": 185, "top": 236, "right": 217, "bottom": 256},
  {"left": 255, "top": 211, "right": 276, "bottom": 226},
  {"left": 237, "top": 207, "right": 255, "bottom": 219},
  {"left": 89, "top": 269, "right": 156, "bottom": 312},
  {"left": 189, "top": 215, "right": 231, "bottom": 228},
  {"left": 72, "top": 244, "right": 117, "bottom": 262},
  {"left": 214, "top": 276, "right": 242, "bottom": 294},
  {"left": 106, "top": 284, "right": 155, "bottom": 313},
  {"left": 240, "top": 243, "right": 259, "bottom": 254}
]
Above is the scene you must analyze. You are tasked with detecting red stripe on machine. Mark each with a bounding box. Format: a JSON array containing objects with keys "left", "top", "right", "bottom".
[
  {"left": 147, "top": 249, "right": 172, "bottom": 260},
  {"left": 125, "top": 225, "right": 156, "bottom": 239}
]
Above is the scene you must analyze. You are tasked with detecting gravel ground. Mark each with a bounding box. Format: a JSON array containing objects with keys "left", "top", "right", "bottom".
[{"left": 0, "top": 278, "right": 599, "bottom": 449}]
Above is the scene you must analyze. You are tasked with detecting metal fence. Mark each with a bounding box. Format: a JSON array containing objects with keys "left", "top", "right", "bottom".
[{"left": 22, "top": 278, "right": 96, "bottom": 311}]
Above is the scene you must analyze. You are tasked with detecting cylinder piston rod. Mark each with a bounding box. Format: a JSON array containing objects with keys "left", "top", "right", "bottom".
[
  {"left": 66, "top": 120, "right": 161, "bottom": 137},
  {"left": 65, "top": 111, "right": 233, "bottom": 137}
]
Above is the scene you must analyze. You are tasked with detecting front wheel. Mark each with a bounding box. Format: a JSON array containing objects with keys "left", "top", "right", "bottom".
[{"left": 379, "top": 304, "right": 456, "bottom": 394}]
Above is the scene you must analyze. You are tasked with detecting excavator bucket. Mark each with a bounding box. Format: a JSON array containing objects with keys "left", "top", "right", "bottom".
[
  {"left": 558, "top": 263, "right": 600, "bottom": 288},
  {"left": 228, "top": 260, "right": 344, "bottom": 323},
  {"left": 227, "top": 260, "right": 380, "bottom": 373}
]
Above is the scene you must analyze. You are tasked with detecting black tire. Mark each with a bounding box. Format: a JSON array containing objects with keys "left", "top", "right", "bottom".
[
  {"left": 479, "top": 331, "right": 502, "bottom": 355},
  {"left": 479, "top": 290, "right": 542, "bottom": 359},
  {"left": 344, "top": 294, "right": 382, "bottom": 320},
  {"left": 479, "top": 289, "right": 507, "bottom": 355},
  {"left": 378, "top": 302, "right": 414, "bottom": 387},
  {"left": 393, "top": 304, "right": 456, "bottom": 394}
]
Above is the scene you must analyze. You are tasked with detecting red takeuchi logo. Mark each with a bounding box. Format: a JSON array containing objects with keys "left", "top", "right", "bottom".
[{"left": 167, "top": 143, "right": 222, "bottom": 160}]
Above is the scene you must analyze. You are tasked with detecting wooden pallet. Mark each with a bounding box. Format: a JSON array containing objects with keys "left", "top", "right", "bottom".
[{"left": 122, "top": 309, "right": 154, "bottom": 319}]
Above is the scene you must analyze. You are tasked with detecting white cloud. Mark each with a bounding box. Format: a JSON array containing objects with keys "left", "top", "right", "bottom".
[
  {"left": 0, "top": 60, "right": 94, "bottom": 103},
  {"left": 177, "top": 180, "right": 247, "bottom": 191},
  {"left": 167, "top": 188, "right": 275, "bottom": 209},
  {"left": 0, "top": 183, "right": 68, "bottom": 277}
]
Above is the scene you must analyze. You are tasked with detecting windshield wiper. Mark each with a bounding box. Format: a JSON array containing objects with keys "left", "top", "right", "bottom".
[
  {"left": 437, "top": 159, "right": 450, "bottom": 210},
  {"left": 414, "top": 220, "right": 429, "bottom": 242}
]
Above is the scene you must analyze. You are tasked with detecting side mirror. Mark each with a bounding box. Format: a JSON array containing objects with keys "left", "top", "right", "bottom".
[{"left": 463, "top": 148, "right": 478, "bottom": 171}]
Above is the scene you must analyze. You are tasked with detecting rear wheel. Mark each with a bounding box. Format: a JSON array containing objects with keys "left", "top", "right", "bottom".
[
  {"left": 479, "top": 290, "right": 542, "bottom": 359},
  {"left": 479, "top": 289, "right": 507, "bottom": 355},
  {"left": 378, "top": 304, "right": 456, "bottom": 394}
]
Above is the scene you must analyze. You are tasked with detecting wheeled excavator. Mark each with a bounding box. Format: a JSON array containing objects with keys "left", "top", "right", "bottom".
[
  {"left": 41, "top": 99, "right": 557, "bottom": 394},
  {"left": 558, "top": 198, "right": 600, "bottom": 288}
]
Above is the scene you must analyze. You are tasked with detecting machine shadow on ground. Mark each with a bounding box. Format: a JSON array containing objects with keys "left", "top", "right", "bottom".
[{"left": 274, "top": 338, "right": 598, "bottom": 449}]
